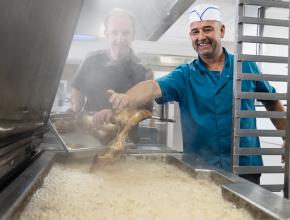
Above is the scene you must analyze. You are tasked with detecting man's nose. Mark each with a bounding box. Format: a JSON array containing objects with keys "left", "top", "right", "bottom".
[
  {"left": 197, "top": 31, "right": 206, "bottom": 40},
  {"left": 116, "top": 32, "right": 126, "bottom": 42}
]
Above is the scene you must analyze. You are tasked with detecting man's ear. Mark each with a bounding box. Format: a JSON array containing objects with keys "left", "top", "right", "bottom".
[{"left": 221, "top": 24, "right": 225, "bottom": 38}]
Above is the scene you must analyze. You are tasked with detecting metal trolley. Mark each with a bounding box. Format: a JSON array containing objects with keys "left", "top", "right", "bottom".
[{"left": 232, "top": 0, "right": 290, "bottom": 198}]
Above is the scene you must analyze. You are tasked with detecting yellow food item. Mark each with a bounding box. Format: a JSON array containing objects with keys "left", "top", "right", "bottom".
[{"left": 90, "top": 109, "right": 152, "bottom": 170}]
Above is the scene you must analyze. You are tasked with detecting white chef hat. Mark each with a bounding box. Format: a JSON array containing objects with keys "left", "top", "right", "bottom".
[{"left": 189, "top": 4, "right": 221, "bottom": 23}]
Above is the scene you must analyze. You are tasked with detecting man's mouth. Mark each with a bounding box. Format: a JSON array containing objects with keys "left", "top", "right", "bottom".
[
  {"left": 116, "top": 44, "right": 129, "bottom": 50},
  {"left": 197, "top": 42, "right": 211, "bottom": 48}
]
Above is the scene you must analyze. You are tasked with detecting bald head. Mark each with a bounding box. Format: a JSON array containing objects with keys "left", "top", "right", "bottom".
[
  {"left": 104, "top": 9, "right": 135, "bottom": 61},
  {"left": 104, "top": 8, "right": 135, "bottom": 34}
]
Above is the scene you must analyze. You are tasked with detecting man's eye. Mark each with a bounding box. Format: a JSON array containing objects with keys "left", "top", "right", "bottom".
[
  {"left": 111, "top": 31, "right": 118, "bottom": 36},
  {"left": 204, "top": 28, "right": 213, "bottom": 32},
  {"left": 190, "top": 30, "right": 198, "bottom": 35}
]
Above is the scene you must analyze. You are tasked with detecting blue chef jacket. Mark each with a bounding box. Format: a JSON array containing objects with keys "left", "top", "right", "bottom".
[{"left": 156, "top": 49, "right": 276, "bottom": 171}]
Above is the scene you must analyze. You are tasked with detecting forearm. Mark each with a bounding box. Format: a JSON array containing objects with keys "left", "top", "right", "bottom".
[
  {"left": 71, "top": 88, "right": 85, "bottom": 112},
  {"left": 126, "top": 80, "right": 162, "bottom": 109},
  {"left": 264, "top": 100, "right": 287, "bottom": 131}
]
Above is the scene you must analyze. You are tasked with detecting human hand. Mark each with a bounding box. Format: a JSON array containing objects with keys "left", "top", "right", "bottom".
[
  {"left": 93, "top": 109, "right": 113, "bottom": 128},
  {"left": 107, "top": 90, "right": 131, "bottom": 111}
]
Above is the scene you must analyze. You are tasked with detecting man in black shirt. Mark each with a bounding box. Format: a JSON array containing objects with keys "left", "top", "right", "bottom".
[{"left": 71, "top": 8, "right": 152, "bottom": 141}]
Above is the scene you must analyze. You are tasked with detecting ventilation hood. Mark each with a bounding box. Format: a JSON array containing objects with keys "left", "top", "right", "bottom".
[{"left": 75, "top": 0, "right": 196, "bottom": 41}]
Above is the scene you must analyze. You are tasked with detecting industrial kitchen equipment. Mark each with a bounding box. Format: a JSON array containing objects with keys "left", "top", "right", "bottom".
[{"left": 1, "top": 0, "right": 290, "bottom": 220}]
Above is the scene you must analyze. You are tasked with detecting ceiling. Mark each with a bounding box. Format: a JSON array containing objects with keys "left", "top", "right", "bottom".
[
  {"left": 75, "top": 0, "right": 196, "bottom": 41},
  {"left": 68, "top": 0, "right": 290, "bottom": 61},
  {"left": 75, "top": 0, "right": 237, "bottom": 42},
  {"left": 69, "top": 0, "right": 239, "bottom": 60}
]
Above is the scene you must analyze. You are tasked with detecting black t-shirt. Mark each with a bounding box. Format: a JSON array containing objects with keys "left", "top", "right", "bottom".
[{"left": 72, "top": 50, "right": 152, "bottom": 112}]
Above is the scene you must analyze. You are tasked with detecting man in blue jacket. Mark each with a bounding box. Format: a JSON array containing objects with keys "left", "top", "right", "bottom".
[{"left": 107, "top": 4, "right": 286, "bottom": 184}]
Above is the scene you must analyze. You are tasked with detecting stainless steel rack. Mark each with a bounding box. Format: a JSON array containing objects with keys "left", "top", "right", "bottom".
[{"left": 232, "top": 0, "right": 290, "bottom": 198}]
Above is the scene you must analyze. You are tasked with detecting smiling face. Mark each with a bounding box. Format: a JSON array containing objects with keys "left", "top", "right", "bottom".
[
  {"left": 189, "top": 20, "right": 225, "bottom": 59},
  {"left": 105, "top": 14, "right": 134, "bottom": 60}
]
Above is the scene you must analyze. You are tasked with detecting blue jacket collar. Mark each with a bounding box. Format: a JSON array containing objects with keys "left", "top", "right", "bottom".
[
  {"left": 193, "top": 48, "right": 233, "bottom": 92},
  {"left": 195, "top": 47, "right": 230, "bottom": 74}
]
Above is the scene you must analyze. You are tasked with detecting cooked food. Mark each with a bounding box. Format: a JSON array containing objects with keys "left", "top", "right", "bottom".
[
  {"left": 52, "top": 113, "right": 119, "bottom": 145},
  {"left": 90, "top": 109, "right": 152, "bottom": 170},
  {"left": 53, "top": 109, "right": 152, "bottom": 167},
  {"left": 19, "top": 160, "right": 254, "bottom": 220}
]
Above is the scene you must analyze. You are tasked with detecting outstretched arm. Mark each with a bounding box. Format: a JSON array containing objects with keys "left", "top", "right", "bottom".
[
  {"left": 71, "top": 88, "right": 85, "bottom": 112},
  {"left": 109, "top": 80, "right": 162, "bottom": 111},
  {"left": 264, "top": 100, "right": 287, "bottom": 131},
  {"left": 264, "top": 100, "right": 287, "bottom": 162}
]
